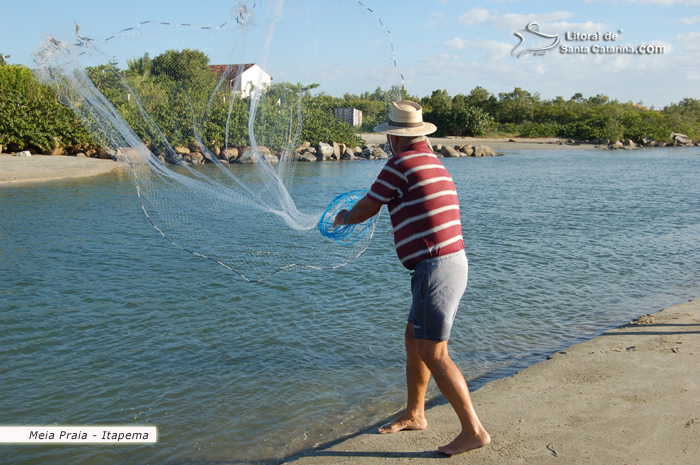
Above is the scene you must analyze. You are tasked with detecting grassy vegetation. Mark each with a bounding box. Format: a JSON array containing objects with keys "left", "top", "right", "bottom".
[{"left": 1, "top": 49, "right": 697, "bottom": 154}]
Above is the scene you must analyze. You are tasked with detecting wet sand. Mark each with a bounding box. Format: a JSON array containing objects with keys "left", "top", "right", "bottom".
[
  {"left": 0, "top": 154, "right": 126, "bottom": 185},
  {"left": 291, "top": 298, "right": 700, "bottom": 464}
]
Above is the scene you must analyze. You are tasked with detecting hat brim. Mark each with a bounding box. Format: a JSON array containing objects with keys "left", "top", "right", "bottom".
[{"left": 373, "top": 121, "right": 437, "bottom": 136}]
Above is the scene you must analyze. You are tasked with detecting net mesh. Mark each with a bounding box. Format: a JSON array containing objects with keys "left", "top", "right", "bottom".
[{"left": 32, "top": 0, "right": 401, "bottom": 281}]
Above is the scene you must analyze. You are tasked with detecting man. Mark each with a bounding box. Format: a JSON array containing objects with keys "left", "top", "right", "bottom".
[{"left": 333, "top": 100, "right": 490, "bottom": 456}]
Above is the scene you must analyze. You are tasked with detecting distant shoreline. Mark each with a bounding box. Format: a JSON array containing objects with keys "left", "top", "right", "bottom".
[{"left": 361, "top": 133, "right": 595, "bottom": 151}]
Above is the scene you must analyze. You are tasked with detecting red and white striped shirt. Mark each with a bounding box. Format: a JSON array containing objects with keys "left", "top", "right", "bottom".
[{"left": 368, "top": 140, "right": 464, "bottom": 270}]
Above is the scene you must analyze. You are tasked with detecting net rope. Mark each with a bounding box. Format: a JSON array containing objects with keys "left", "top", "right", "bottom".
[{"left": 33, "top": 0, "right": 401, "bottom": 282}]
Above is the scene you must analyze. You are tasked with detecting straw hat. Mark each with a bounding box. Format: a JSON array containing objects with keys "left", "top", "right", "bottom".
[{"left": 373, "top": 100, "right": 437, "bottom": 136}]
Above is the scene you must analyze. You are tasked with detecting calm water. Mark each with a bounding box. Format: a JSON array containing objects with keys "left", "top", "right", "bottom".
[{"left": 1, "top": 148, "right": 699, "bottom": 464}]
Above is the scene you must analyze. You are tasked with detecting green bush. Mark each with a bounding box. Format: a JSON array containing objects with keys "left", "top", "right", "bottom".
[{"left": 0, "top": 65, "right": 93, "bottom": 152}]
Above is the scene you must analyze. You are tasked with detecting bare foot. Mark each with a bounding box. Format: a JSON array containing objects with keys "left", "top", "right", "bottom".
[
  {"left": 437, "top": 429, "right": 491, "bottom": 456},
  {"left": 377, "top": 413, "right": 427, "bottom": 434}
]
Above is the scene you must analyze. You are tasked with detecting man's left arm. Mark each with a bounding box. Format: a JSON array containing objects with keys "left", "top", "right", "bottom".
[{"left": 333, "top": 195, "right": 382, "bottom": 228}]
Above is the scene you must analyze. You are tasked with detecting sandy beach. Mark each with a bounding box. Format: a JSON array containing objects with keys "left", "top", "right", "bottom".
[
  {"left": 0, "top": 138, "right": 585, "bottom": 185},
  {"left": 291, "top": 298, "right": 700, "bottom": 464},
  {"left": 0, "top": 138, "right": 589, "bottom": 185},
  {"left": 0, "top": 154, "right": 126, "bottom": 184},
  {"left": 360, "top": 134, "right": 595, "bottom": 151}
]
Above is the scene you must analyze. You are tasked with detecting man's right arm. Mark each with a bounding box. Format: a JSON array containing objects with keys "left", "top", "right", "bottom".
[{"left": 333, "top": 195, "right": 382, "bottom": 228}]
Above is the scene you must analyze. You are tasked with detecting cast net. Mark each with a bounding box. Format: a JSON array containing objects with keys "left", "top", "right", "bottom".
[{"left": 32, "top": 0, "right": 401, "bottom": 281}]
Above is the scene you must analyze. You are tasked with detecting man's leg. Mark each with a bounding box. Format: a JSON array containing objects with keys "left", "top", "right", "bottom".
[
  {"left": 415, "top": 338, "right": 491, "bottom": 456},
  {"left": 378, "top": 322, "right": 430, "bottom": 433}
]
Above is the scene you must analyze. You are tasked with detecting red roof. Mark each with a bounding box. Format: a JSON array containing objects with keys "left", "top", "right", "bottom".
[{"left": 209, "top": 64, "right": 256, "bottom": 79}]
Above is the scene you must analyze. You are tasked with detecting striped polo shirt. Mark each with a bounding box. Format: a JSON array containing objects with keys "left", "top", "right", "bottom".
[{"left": 368, "top": 140, "right": 464, "bottom": 270}]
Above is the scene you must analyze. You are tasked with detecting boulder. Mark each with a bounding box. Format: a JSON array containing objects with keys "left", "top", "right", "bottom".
[
  {"left": 15, "top": 151, "right": 32, "bottom": 157},
  {"left": 222, "top": 147, "right": 239, "bottom": 161},
  {"left": 440, "top": 146, "right": 461, "bottom": 157},
  {"left": 473, "top": 145, "right": 496, "bottom": 157},
  {"left": 317, "top": 142, "right": 334, "bottom": 161},
  {"left": 98, "top": 148, "right": 115, "bottom": 159},
  {"left": 297, "top": 152, "right": 317, "bottom": 162},
  {"left": 190, "top": 152, "right": 205, "bottom": 165},
  {"left": 51, "top": 145, "right": 65, "bottom": 156},
  {"left": 352, "top": 146, "right": 363, "bottom": 155},
  {"left": 341, "top": 147, "right": 356, "bottom": 160},
  {"left": 363, "top": 145, "right": 388, "bottom": 159},
  {"left": 611, "top": 140, "right": 624, "bottom": 149},
  {"left": 432, "top": 144, "right": 443, "bottom": 153},
  {"left": 645, "top": 140, "right": 658, "bottom": 147},
  {"left": 76, "top": 152, "right": 86, "bottom": 157},
  {"left": 294, "top": 141, "right": 311, "bottom": 153},
  {"left": 671, "top": 133, "right": 693, "bottom": 146},
  {"left": 332, "top": 142, "right": 346, "bottom": 161},
  {"left": 174, "top": 145, "right": 190, "bottom": 155},
  {"left": 459, "top": 145, "right": 474, "bottom": 156},
  {"left": 623, "top": 139, "right": 637, "bottom": 148}
]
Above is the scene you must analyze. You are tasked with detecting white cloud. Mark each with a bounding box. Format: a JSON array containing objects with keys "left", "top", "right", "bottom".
[
  {"left": 545, "top": 21, "right": 611, "bottom": 34},
  {"left": 444, "top": 37, "right": 468, "bottom": 50},
  {"left": 490, "top": 11, "right": 575, "bottom": 31},
  {"left": 423, "top": 13, "right": 445, "bottom": 29},
  {"left": 463, "top": 39, "right": 514, "bottom": 59},
  {"left": 459, "top": 8, "right": 491, "bottom": 25},
  {"left": 594, "top": 0, "right": 700, "bottom": 5},
  {"left": 676, "top": 31, "right": 700, "bottom": 51},
  {"left": 679, "top": 15, "right": 700, "bottom": 24}
]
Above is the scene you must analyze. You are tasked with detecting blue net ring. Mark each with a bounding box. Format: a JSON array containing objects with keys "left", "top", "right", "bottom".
[{"left": 318, "top": 190, "right": 378, "bottom": 245}]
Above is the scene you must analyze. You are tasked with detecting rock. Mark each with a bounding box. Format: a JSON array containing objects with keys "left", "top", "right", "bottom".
[
  {"left": 190, "top": 152, "right": 205, "bottom": 165},
  {"left": 363, "top": 146, "right": 388, "bottom": 159},
  {"left": 341, "top": 147, "right": 356, "bottom": 160},
  {"left": 317, "top": 142, "right": 334, "bottom": 161},
  {"left": 611, "top": 140, "right": 624, "bottom": 149},
  {"left": 671, "top": 133, "right": 693, "bottom": 146},
  {"left": 473, "top": 145, "right": 496, "bottom": 157},
  {"left": 76, "top": 152, "right": 86, "bottom": 157},
  {"left": 294, "top": 141, "right": 311, "bottom": 153},
  {"left": 352, "top": 146, "right": 363, "bottom": 154},
  {"left": 645, "top": 140, "right": 658, "bottom": 147},
  {"left": 158, "top": 155, "right": 166, "bottom": 164},
  {"left": 174, "top": 146, "right": 190, "bottom": 155},
  {"left": 458, "top": 145, "right": 474, "bottom": 156},
  {"left": 440, "top": 146, "right": 461, "bottom": 157},
  {"left": 297, "top": 152, "right": 317, "bottom": 162},
  {"left": 332, "top": 142, "right": 346, "bottom": 161},
  {"left": 15, "top": 151, "right": 32, "bottom": 157},
  {"left": 98, "top": 148, "right": 115, "bottom": 159},
  {"left": 237, "top": 149, "right": 257, "bottom": 164},
  {"left": 432, "top": 144, "right": 443, "bottom": 153},
  {"left": 222, "top": 147, "right": 239, "bottom": 161},
  {"left": 623, "top": 139, "right": 637, "bottom": 148},
  {"left": 51, "top": 145, "right": 65, "bottom": 156}
]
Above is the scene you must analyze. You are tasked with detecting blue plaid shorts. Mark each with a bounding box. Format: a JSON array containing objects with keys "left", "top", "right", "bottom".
[{"left": 408, "top": 250, "right": 468, "bottom": 341}]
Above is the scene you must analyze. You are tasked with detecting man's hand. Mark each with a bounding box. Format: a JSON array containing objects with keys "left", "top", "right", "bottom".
[
  {"left": 332, "top": 196, "right": 382, "bottom": 229},
  {"left": 333, "top": 209, "right": 348, "bottom": 228}
]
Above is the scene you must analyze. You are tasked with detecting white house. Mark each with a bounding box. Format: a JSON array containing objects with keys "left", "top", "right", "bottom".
[{"left": 210, "top": 64, "right": 272, "bottom": 98}]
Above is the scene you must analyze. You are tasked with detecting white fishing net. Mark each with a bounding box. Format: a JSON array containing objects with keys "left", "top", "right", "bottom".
[{"left": 33, "top": 0, "right": 401, "bottom": 281}]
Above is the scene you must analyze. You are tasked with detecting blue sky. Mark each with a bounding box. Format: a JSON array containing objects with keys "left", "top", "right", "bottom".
[{"left": 3, "top": 0, "right": 699, "bottom": 107}]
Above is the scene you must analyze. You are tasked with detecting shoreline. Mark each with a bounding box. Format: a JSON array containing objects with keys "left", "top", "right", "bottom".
[
  {"left": 360, "top": 133, "right": 596, "bottom": 151},
  {"left": 0, "top": 154, "right": 127, "bottom": 185},
  {"left": 290, "top": 298, "right": 700, "bottom": 464}
]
